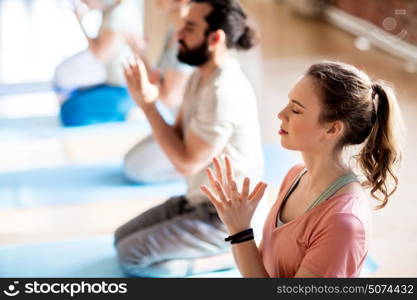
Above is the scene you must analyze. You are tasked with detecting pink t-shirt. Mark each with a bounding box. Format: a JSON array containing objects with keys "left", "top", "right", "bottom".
[{"left": 259, "top": 165, "right": 372, "bottom": 277}]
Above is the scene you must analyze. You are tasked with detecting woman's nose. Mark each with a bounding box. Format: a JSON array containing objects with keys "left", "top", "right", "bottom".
[{"left": 277, "top": 109, "right": 284, "bottom": 121}]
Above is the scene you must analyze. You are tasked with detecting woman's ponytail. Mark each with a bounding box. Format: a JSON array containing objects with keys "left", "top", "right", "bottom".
[{"left": 357, "top": 82, "right": 402, "bottom": 209}]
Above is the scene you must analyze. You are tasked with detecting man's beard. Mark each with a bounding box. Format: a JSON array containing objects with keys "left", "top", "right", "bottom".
[{"left": 177, "top": 38, "right": 211, "bottom": 66}]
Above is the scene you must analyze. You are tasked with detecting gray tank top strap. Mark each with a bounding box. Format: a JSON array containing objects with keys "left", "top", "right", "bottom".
[{"left": 305, "top": 172, "right": 359, "bottom": 213}]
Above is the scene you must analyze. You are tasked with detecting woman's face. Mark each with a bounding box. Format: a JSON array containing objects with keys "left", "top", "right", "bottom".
[{"left": 277, "top": 75, "right": 332, "bottom": 152}]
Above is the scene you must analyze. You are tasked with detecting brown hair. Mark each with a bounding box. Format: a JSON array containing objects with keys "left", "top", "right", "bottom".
[
  {"left": 191, "top": 0, "right": 256, "bottom": 50},
  {"left": 306, "top": 61, "right": 403, "bottom": 209}
]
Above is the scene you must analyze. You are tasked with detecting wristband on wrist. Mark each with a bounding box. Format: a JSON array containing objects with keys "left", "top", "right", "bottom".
[
  {"left": 230, "top": 235, "right": 254, "bottom": 244},
  {"left": 225, "top": 228, "right": 254, "bottom": 244}
]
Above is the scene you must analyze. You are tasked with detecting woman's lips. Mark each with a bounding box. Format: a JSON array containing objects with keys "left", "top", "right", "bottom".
[{"left": 279, "top": 128, "right": 288, "bottom": 135}]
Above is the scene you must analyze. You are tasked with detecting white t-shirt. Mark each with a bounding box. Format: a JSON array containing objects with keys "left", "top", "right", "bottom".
[
  {"left": 181, "top": 58, "right": 264, "bottom": 205},
  {"left": 101, "top": 0, "right": 143, "bottom": 86}
]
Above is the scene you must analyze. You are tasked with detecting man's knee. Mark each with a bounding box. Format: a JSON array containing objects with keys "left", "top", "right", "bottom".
[
  {"left": 123, "top": 148, "right": 155, "bottom": 183},
  {"left": 123, "top": 151, "right": 146, "bottom": 182},
  {"left": 113, "top": 224, "right": 128, "bottom": 246},
  {"left": 122, "top": 137, "right": 158, "bottom": 183},
  {"left": 116, "top": 236, "right": 150, "bottom": 273}
]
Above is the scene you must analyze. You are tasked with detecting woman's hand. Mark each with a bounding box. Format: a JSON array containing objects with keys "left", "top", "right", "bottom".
[
  {"left": 123, "top": 57, "right": 159, "bottom": 110},
  {"left": 200, "top": 156, "right": 268, "bottom": 235}
]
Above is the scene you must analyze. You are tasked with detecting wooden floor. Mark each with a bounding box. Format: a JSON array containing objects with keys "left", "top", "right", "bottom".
[{"left": 1, "top": 0, "right": 416, "bottom": 277}]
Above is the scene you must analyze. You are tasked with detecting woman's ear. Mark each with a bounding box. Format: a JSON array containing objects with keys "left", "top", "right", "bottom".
[{"left": 325, "top": 120, "right": 344, "bottom": 140}]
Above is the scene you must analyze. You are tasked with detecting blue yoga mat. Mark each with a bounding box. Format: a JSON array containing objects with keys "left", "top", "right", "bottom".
[
  {"left": 0, "top": 116, "right": 150, "bottom": 140},
  {"left": 0, "top": 164, "right": 186, "bottom": 210},
  {"left": 0, "top": 236, "right": 239, "bottom": 278},
  {"left": 0, "top": 236, "right": 124, "bottom": 278},
  {"left": 0, "top": 144, "right": 299, "bottom": 210},
  {"left": 0, "top": 235, "right": 377, "bottom": 278}
]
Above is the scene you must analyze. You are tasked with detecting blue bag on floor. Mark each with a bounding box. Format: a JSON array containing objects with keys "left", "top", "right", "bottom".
[{"left": 60, "top": 85, "right": 135, "bottom": 127}]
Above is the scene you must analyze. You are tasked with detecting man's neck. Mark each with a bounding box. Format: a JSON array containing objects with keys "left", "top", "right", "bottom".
[{"left": 198, "top": 50, "right": 231, "bottom": 84}]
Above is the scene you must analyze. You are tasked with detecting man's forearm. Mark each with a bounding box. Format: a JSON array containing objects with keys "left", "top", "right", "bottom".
[{"left": 142, "top": 103, "right": 189, "bottom": 174}]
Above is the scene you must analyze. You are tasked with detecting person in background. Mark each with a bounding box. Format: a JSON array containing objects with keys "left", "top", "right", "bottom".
[
  {"left": 128, "top": 0, "right": 194, "bottom": 110},
  {"left": 201, "top": 61, "right": 404, "bottom": 277},
  {"left": 53, "top": 0, "right": 143, "bottom": 126},
  {"left": 114, "top": 0, "right": 264, "bottom": 277},
  {"left": 122, "top": 0, "right": 262, "bottom": 184},
  {"left": 122, "top": 0, "right": 194, "bottom": 177}
]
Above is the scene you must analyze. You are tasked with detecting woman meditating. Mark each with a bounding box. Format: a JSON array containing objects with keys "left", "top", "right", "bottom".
[{"left": 201, "top": 61, "right": 403, "bottom": 277}]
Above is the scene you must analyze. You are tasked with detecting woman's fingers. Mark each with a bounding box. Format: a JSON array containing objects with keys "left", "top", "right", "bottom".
[
  {"left": 241, "top": 177, "right": 250, "bottom": 200},
  {"left": 206, "top": 168, "right": 217, "bottom": 191},
  {"left": 200, "top": 185, "right": 222, "bottom": 209},
  {"left": 212, "top": 157, "right": 224, "bottom": 184},
  {"left": 250, "top": 182, "right": 268, "bottom": 206},
  {"left": 224, "top": 155, "right": 234, "bottom": 186},
  {"left": 214, "top": 180, "right": 228, "bottom": 203},
  {"left": 230, "top": 180, "right": 240, "bottom": 200},
  {"left": 248, "top": 181, "right": 263, "bottom": 200},
  {"left": 206, "top": 167, "right": 229, "bottom": 203}
]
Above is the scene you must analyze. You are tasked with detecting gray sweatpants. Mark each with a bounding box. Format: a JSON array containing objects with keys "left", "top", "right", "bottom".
[{"left": 114, "top": 196, "right": 233, "bottom": 277}]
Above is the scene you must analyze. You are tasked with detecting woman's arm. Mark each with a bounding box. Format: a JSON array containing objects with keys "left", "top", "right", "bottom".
[
  {"left": 230, "top": 239, "right": 269, "bottom": 278},
  {"left": 200, "top": 156, "right": 269, "bottom": 278}
]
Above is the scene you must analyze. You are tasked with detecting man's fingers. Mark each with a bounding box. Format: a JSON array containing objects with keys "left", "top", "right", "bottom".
[
  {"left": 128, "top": 56, "right": 136, "bottom": 68},
  {"left": 135, "top": 58, "right": 150, "bottom": 86},
  {"left": 126, "top": 57, "right": 139, "bottom": 84},
  {"left": 130, "top": 58, "right": 140, "bottom": 84},
  {"left": 123, "top": 63, "right": 134, "bottom": 86}
]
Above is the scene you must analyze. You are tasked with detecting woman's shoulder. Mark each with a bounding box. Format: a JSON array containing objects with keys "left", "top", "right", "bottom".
[
  {"left": 270, "top": 164, "right": 306, "bottom": 205},
  {"left": 287, "top": 164, "right": 306, "bottom": 176},
  {"left": 320, "top": 190, "right": 372, "bottom": 233},
  {"left": 278, "top": 164, "right": 306, "bottom": 190}
]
